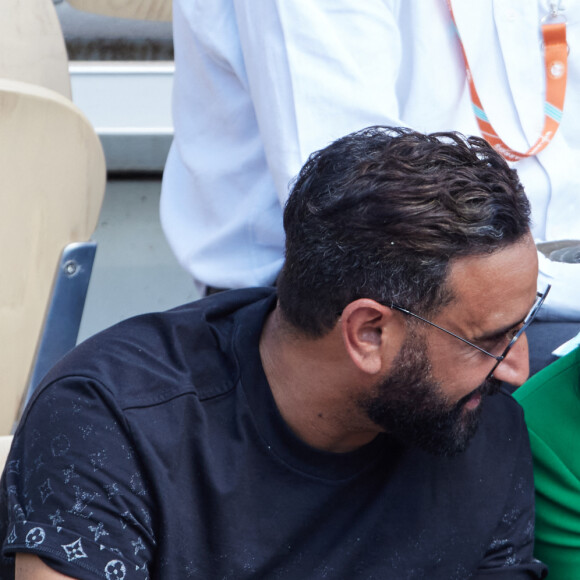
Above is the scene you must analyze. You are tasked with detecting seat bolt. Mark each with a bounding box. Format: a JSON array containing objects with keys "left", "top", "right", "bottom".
[{"left": 64, "top": 260, "right": 78, "bottom": 277}]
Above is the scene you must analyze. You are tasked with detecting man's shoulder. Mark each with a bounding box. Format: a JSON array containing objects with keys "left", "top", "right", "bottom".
[
  {"left": 490, "top": 386, "right": 526, "bottom": 416},
  {"left": 465, "top": 387, "right": 529, "bottom": 468},
  {"left": 37, "top": 287, "right": 277, "bottom": 409},
  {"left": 480, "top": 387, "right": 526, "bottom": 436}
]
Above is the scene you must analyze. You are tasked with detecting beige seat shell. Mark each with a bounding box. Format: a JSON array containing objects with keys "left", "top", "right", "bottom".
[
  {"left": 0, "top": 80, "right": 106, "bottom": 434},
  {"left": 0, "top": 0, "right": 71, "bottom": 98},
  {"left": 67, "top": 0, "right": 172, "bottom": 22}
]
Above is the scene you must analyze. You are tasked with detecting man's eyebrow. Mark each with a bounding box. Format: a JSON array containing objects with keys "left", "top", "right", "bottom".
[
  {"left": 471, "top": 292, "right": 539, "bottom": 344},
  {"left": 472, "top": 316, "right": 527, "bottom": 344}
]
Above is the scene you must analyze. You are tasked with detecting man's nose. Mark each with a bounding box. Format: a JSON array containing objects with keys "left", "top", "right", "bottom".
[{"left": 492, "top": 333, "right": 530, "bottom": 388}]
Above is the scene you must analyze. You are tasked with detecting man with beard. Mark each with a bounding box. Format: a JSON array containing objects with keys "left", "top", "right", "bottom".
[{"left": 2, "top": 127, "right": 548, "bottom": 578}]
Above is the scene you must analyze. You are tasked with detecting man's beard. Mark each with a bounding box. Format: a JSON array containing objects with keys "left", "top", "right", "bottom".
[{"left": 358, "top": 329, "right": 502, "bottom": 457}]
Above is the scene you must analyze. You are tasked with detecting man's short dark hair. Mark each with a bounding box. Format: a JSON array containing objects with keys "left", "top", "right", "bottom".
[{"left": 277, "top": 126, "right": 531, "bottom": 336}]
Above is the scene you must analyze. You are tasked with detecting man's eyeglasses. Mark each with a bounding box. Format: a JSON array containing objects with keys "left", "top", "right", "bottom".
[{"left": 388, "top": 285, "right": 551, "bottom": 378}]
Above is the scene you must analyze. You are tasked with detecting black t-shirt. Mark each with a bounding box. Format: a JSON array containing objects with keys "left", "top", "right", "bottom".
[{"left": 0, "top": 288, "right": 547, "bottom": 579}]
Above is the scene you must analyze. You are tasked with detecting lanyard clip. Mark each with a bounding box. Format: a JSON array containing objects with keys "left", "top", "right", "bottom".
[{"left": 543, "top": 2, "right": 566, "bottom": 24}]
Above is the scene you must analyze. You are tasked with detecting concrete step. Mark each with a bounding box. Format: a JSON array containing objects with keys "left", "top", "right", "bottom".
[{"left": 54, "top": 1, "right": 175, "bottom": 172}]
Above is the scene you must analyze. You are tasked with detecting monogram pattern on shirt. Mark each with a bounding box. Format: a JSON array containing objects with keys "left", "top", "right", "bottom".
[
  {"left": 25, "top": 527, "right": 46, "bottom": 548},
  {"left": 62, "top": 538, "right": 88, "bottom": 561},
  {"left": 105, "top": 559, "right": 127, "bottom": 580},
  {"left": 3, "top": 388, "right": 154, "bottom": 578}
]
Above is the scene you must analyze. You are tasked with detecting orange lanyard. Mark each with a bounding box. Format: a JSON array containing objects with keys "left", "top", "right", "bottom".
[{"left": 446, "top": 1, "right": 568, "bottom": 161}]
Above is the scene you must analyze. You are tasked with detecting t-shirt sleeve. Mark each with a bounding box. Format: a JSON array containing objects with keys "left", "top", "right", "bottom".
[
  {"left": 0, "top": 376, "right": 155, "bottom": 579},
  {"left": 474, "top": 424, "right": 548, "bottom": 579}
]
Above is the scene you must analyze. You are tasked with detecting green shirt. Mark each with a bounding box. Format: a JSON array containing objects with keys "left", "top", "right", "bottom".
[{"left": 514, "top": 347, "right": 580, "bottom": 579}]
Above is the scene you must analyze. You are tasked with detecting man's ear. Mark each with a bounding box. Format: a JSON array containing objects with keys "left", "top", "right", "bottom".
[{"left": 340, "top": 299, "right": 400, "bottom": 376}]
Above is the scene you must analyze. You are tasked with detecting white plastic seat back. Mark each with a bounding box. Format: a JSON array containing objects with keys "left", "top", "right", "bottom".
[
  {"left": 0, "top": 435, "right": 14, "bottom": 475},
  {"left": 0, "top": 0, "right": 71, "bottom": 98},
  {"left": 0, "top": 79, "right": 106, "bottom": 434},
  {"left": 67, "top": 0, "right": 172, "bottom": 22}
]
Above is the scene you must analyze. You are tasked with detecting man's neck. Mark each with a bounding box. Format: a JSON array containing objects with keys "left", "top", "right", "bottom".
[{"left": 259, "top": 306, "right": 380, "bottom": 453}]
